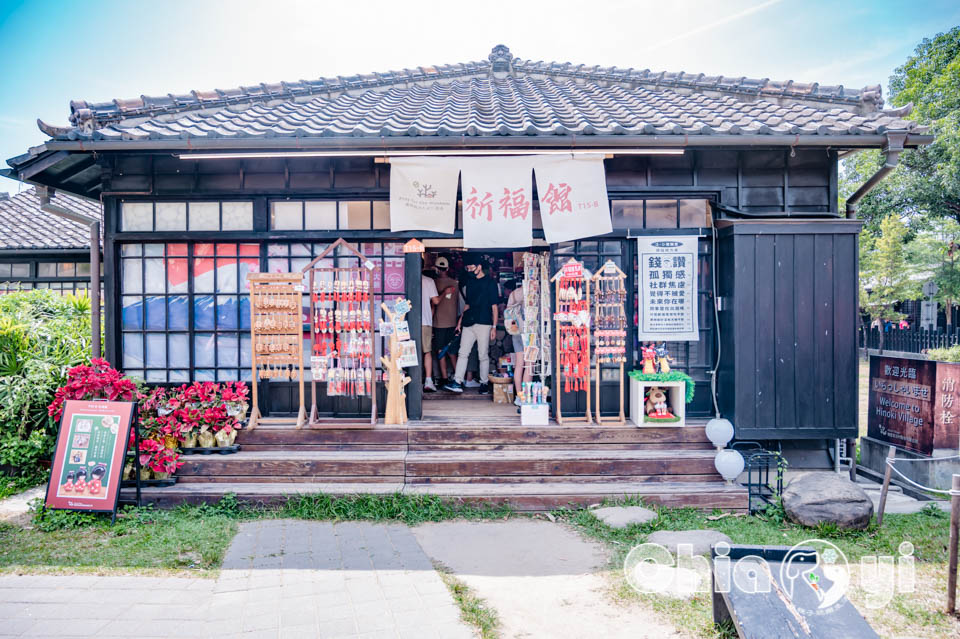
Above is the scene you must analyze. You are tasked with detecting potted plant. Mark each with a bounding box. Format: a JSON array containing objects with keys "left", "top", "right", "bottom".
[{"left": 48, "top": 358, "right": 138, "bottom": 421}]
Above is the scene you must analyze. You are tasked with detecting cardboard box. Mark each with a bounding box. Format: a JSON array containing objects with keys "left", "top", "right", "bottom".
[
  {"left": 629, "top": 379, "right": 685, "bottom": 427},
  {"left": 521, "top": 404, "right": 549, "bottom": 426}
]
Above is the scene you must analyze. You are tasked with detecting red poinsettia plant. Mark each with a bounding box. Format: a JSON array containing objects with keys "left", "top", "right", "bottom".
[
  {"left": 48, "top": 358, "right": 138, "bottom": 420},
  {"left": 137, "top": 438, "right": 182, "bottom": 475}
]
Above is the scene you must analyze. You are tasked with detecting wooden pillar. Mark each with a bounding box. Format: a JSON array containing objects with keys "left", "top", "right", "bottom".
[
  {"left": 876, "top": 446, "right": 896, "bottom": 527},
  {"left": 948, "top": 473, "right": 960, "bottom": 614},
  {"left": 405, "top": 252, "right": 423, "bottom": 420}
]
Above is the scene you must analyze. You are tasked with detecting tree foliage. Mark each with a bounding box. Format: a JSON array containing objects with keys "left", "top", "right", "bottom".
[{"left": 860, "top": 215, "right": 918, "bottom": 329}]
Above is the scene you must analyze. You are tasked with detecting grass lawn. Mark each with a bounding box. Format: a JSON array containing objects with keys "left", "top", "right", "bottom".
[{"left": 559, "top": 497, "right": 960, "bottom": 639}]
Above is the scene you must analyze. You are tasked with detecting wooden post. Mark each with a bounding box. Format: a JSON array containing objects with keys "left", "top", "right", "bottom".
[
  {"left": 948, "top": 473, "right": 960, "bottom": 614},
  {"left": 876, "top": 445, "right": 896, "bottom": 527}
]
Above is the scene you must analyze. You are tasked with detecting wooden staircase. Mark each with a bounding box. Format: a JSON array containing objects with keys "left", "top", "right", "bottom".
[{"left": 138, "top": 417, "right": 747, "bottom": 511}]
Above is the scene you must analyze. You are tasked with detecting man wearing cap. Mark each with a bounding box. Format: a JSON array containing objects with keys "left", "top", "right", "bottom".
[
  {"left": 431, "top": 256, "right": 460, "bottom": 387},
  {"left": 444, "top": 256, "right": 497, "bottom": 394}
]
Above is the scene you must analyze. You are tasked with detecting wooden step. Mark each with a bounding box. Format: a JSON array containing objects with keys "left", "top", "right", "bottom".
[
  {"left": 130, "top": 480, "right": 747, "bottom": 512},
  {"left": 405, "top": 449, "right": 720, "bottom": 479},
  {"left": 237, "top": 427, "right": 406, "bottom": 447},
  {"left": 176, "top": 450, "right": 405, "bottom": 480},
  {"left": 408, "top": 425, "right": 711, "bottom": 447}
]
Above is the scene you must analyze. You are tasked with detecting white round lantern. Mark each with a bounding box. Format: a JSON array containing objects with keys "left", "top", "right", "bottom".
[
  {"left": 705, "top": 417, "right": 734, "bottom": 450},
  {"left": 714, "top": 448, "right": 745, "bottom": 484}
]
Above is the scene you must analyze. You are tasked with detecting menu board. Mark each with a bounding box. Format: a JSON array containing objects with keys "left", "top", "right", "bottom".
[
  {"left": 637, "top": 236, "right": 699, "bottom": 342},
  {"left": 45, "top": 400, "right": 135, "bottom": 512}
]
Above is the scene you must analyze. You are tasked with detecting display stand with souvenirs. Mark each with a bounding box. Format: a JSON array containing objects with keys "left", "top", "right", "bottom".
[
  {"left": 592, "top": 260, "right": 627, "bottom": 424},
  {"left": 552, "top": 258, "right": 591, "bottom": 424},
  {"left": 521, "top": 253, "right": 552, "bottom": 381},
  {"left": 302, "top": 238, "right": 379, "bottom": 426},
  {"left": 247, "top": 273, "right": 307, "bottom": 429},
  {"left": 381, "top": 299, "right": 414, "bottom": 425}
]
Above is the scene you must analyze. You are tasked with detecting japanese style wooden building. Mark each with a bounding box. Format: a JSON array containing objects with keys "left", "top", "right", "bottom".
[
  {"left": 4, "top": 45, "right": 932, "bottom": 510},
  {"left": 0, "top": 188, "right": 101, "bottom": 295}
]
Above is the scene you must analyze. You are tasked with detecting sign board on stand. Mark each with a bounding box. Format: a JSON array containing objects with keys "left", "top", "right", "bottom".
[{"left": 44, "top": 400, "right": 137, "bottom": 517}]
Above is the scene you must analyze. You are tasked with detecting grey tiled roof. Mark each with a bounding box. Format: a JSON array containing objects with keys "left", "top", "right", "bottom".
[
  {"left": 0, "top": 188, "right": 101, "bottom": 250},
  {"left": 52, "top": 45, "right": 919, "bottom": 141}
]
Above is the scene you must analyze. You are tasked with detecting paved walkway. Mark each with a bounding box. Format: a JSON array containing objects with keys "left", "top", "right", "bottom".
[{"left": 0, "top": 520, "right": 474, "bottom": 639}]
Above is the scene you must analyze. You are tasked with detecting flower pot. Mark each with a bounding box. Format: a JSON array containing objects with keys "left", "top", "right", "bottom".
[
  {"left": 228, "top": 429, "right": 238, "bottom": 445},
  {"left": 123, "top": 461, "right": 134, "bottom": 480},
  {"left": 215, "top": 429, "right": 232, "bottom": 447},
  {"left": 139, "top": 467, "right": 152, "bottom": 481},
  {"left": 153, "top": 472, "right": 170, "bottom": 480},
  {"left": 181, "top": 432, "right": 198, "bottom": 448},
  {"left": 164, "top": 435, "right": 178, "bottom": 450},
  {"left": 197, "top": 430, "right": 216, "bottom": 448}
]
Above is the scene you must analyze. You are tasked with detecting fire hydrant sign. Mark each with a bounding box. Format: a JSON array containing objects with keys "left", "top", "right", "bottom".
[
  {"left": 636, "top": 236, "right": 699, "bottom": 341},
  {"left": 44, "top": 400, "right": 136, "bottom": 513}
]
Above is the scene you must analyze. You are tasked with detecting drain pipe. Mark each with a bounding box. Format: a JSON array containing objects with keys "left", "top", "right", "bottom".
[
  {"left": 37, "top": 186, "right": 101, "bottom": 359},
  {"left": 845, "top": 132, "right": 908, "bottom": 219}
]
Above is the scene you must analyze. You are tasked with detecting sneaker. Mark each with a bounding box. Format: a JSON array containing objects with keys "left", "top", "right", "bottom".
[
  {"left": 478, "top": 383, "right": 491, "bottom": 395},
  {"left": 424, "top": 378, "right": 437, "bottom": 393},
  {"left": 514, "top": 396, "right": 522, "bottom": 406},
  {"left": 464, "top": 379, "right": 481, "bottom": 389},
  {"left": 443, "top": 380, "right": 463, "bottom": 393}
]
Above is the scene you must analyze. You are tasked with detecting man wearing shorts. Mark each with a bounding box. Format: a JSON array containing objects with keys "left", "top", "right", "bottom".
[
  {"left": 431, "top": 256, "right": 460, "bottom": 387},
  {"left": 421, "top": 273, "right": 440, "bottom": 392}
]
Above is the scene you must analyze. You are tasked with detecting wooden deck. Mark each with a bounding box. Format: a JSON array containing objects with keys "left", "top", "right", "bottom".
[{"left": 137, "top": 403, "right": 748, "bottom": 512}]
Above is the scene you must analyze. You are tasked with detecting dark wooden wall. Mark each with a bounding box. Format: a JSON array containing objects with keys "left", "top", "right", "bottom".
[
  {"left": 716, "top": 220, "right": 860, "bottom": 440},
  {"left": 104, "top": 149, "right": 837, "bottom": 215}
]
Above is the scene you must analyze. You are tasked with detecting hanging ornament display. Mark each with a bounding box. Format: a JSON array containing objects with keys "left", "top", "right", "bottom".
[
  {"left": 592, "top": 260, "right": 627, "bottom": 424},
  {"left": 551, "top": 258, "right": 592, "bottom": 424}
]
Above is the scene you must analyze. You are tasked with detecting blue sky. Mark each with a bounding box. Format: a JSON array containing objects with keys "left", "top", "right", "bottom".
[{"left": 1, "top": 0, "right": 958, "bottom": 193}]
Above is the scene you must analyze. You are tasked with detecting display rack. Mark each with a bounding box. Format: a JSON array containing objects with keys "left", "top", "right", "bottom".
[
  {"left": 552, "top": 258, "right": 591, "bottom": 424},
  {"left": 592, "top": 260, "right": 627, "bottom": 424},
  {"left": 302, "top": 238, "right": 378, "bottom": 426},
  {"left": 521, "top": 253, "right": 552, "bottom": 382},
  {"left": 247, "top": 272, "right": 306, "bottom": 429}
]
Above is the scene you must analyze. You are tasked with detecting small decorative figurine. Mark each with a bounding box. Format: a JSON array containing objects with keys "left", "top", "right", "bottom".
[
  {"left": 641, "top": 343, "right": 658, "bottom": 374},
  {"left": 656, "top": 342, "right": 674, "bottom": 373},
  {"left": 644, "top": 386, "right": 675, "bottom": 420}
]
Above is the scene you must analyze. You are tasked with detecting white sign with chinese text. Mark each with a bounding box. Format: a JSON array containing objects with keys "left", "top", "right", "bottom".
[
  {"left": 459, "top": 156, "right": 536, "bottom": 248},
  {"left": 389, "top": 157, "right": 460, "bottom": 234},
  {"left": 637, "top": 236, "right": 699, "bottom": 342},
  {"left": 533, "top": 154, "right": 612, "bottom": 243}
]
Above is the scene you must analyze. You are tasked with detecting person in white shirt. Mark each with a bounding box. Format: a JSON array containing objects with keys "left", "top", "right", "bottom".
[{"left": 421, "top": 273, "right": 440, "bottom": 392}]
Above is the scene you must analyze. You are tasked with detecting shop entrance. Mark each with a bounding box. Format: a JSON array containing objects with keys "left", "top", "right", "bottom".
[{"left": 420, "top": 247, "right": 551, "bottom": 421}]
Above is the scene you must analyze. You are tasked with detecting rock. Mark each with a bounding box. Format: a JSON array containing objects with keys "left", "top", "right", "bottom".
[
  {"left": 782, "top": 472, "right": 874, "bottom": 530},
  {"left": 645, "top": 530, "right": 732, "bottom": 556},
  {"left": 591, "top": 506, "right": 658, "bottom": 529}
]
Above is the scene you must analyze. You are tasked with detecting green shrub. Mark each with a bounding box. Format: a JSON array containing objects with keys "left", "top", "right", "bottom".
[
  {"left": 0, "top": 290, "right": 94, "bottom": 474},
  {"left": 927, "top": 345, "right": 960, "bottom": 362}
]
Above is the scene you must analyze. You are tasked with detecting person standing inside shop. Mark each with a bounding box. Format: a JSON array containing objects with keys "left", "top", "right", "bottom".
[
  {"left": 431, "top": 256, "right": 460, "bottom": 388},
  {"left": 444, "top": 256, "right": 498, "bottom": 394},
  {"left": 421, "top": 271, "right": 440, "bottom": 392}
]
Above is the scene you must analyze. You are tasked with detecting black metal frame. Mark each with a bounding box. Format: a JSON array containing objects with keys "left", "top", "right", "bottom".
[{"left": 731, "top": 441, "right": 786, "bottom": 513}]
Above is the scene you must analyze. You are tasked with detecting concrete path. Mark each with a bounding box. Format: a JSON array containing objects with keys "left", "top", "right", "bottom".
[
  {"left": 0, "top": 520, "right": 475, "bottom": 639},
  {"left": 0, "top": 486, "right": 44, "bottom": 523},
  {"left": 413, "top": 519, "right": 686, "bottom": 639}
]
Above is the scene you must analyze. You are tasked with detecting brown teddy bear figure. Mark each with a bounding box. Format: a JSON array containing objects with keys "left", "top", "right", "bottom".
[{"left": 644, "top": 387, "right": 674, "bottom": 420}]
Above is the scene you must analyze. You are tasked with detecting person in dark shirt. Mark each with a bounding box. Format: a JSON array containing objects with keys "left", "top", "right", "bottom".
[{"left": 443, "top": 256, "right": 498, "bottom": 394}]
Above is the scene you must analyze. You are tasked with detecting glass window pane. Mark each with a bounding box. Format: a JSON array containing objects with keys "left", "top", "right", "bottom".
[
  {"left": 0, "top": 264, "right": 10, "bottom": 277},
  {"left": 168, "top": 295, "right": 188, "bottom": 330},
  {"left": 194, "top": 333, "right": 215, "bottom": 368},
  {"left": 122, "top": 259, "right": 142, "bottom": 294},
  {"left": 196, "top": 369, "right": 216, "bottom": 381},
  {"left": 145, "top": 370, "right": 167, "bottom": 382},
  {"left": 240, "top": 334, "right": 252, "bottom": 368},
  {"left": 267, "top": 258, "right": 288, "bottom": 274},
  {"left": 10, "top": 263, "right": 29, "bottom": 278},
  {"left": 646, "top": 200, "right": 678, "bottom": 228},
  {"left": 339, "top": 201, "right": 371, "bottom": 229},
  {"left": 169, "top": 333, "right": 189, "bottom": 368},
  {"left": 271, "top": 201, "right": 303, "bottom": 230},
  {"left": 189, "top": 202, "right": 220, "bottom": 231},
  {"left": 194, "top": 295, "right": 215, "bottom": 330},
  {"left": 146, "top": 333, "right": 167, "bottom": 368},
  {"left": 122, "top": 203, "right": 153, "bottom": 231},
  {"left": 37, "top": 263, "right": 55, "bottom": 277},
  {"left": 144, "top": 243, "right": 164, "bottom": 256},
  {"left": 169, "top": 370, "right": 189, "bottom": 383},
  {"left": 168, "top": 243, "right": 188, "bottom": 256},
  {"left": 372, "top": 202, "right": 390, "bottom": 229},
  {"left": 145, "top": 296, "right": 166, "bottom": 330},
  {"left": 239, "top": 296, "right": 251, "bottom": 330},
  {"left": 290, "top": 243, "right": 311, "bottom": 257},
  {"left": 679, "top": 199, "right": 709, "bottom": 227},
  {"left": 217, "top": 334, "right": 239, "bottom": 368},
  {"left": 155, "top": 202, "right": 187, "bottom": 231},
  {"left": 121, "top": 243, "right": 142, "bottom": 256},
  {"left": 305, "top": 201, "right": 337, "bottom": 230},
  {"left": 216, "top": 243, "right": 238, "bottom": 256},
  {"left": 122, "top": 296, "right": 142, "bottom": 330},
  {"left": 217, "top": 370, "right": 239, "bottom": 382},
  {"left": 76, "top": 262, "right": 91, "bottom": 276},
  {"left": 239, "top": 257, "right": 259, "bottom": 293},
  {"left": 384, "top": 258, "right": 405, "bottom": 293},
  {"left": 222, "top": 202, "right": 253, "bottom": 230},
  {"left": 215, "top": 259, "right": 238, "bottom": 293},
  {"left": 144, "top": 258, "right": 165, "bottom": 293},
  {"left": 194, "top": 257, "right": 215, "bottom": 293},
  {"left": 611, "top": 201, "right": 644, "bottom": 229},
  {"left": 267, "top": 244, "right": 288, "bottom": 257},
  {"left": 57, "top": 263, "right": 75, "bottom": 277},
  {"left": 124, "top": 369, "right": 144, "bottom": 380},
  {"left": 122, "top": 333, "right": 143, "bottom": 368},
  {"left": 167, "top": 258, "right": 188, "bottom": 294},
  {"left": 36, "top": 282, "right": 49, "bottom": 289},
  {"left": 217, "top": 295, "right": 238, "bottom": 329}
]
